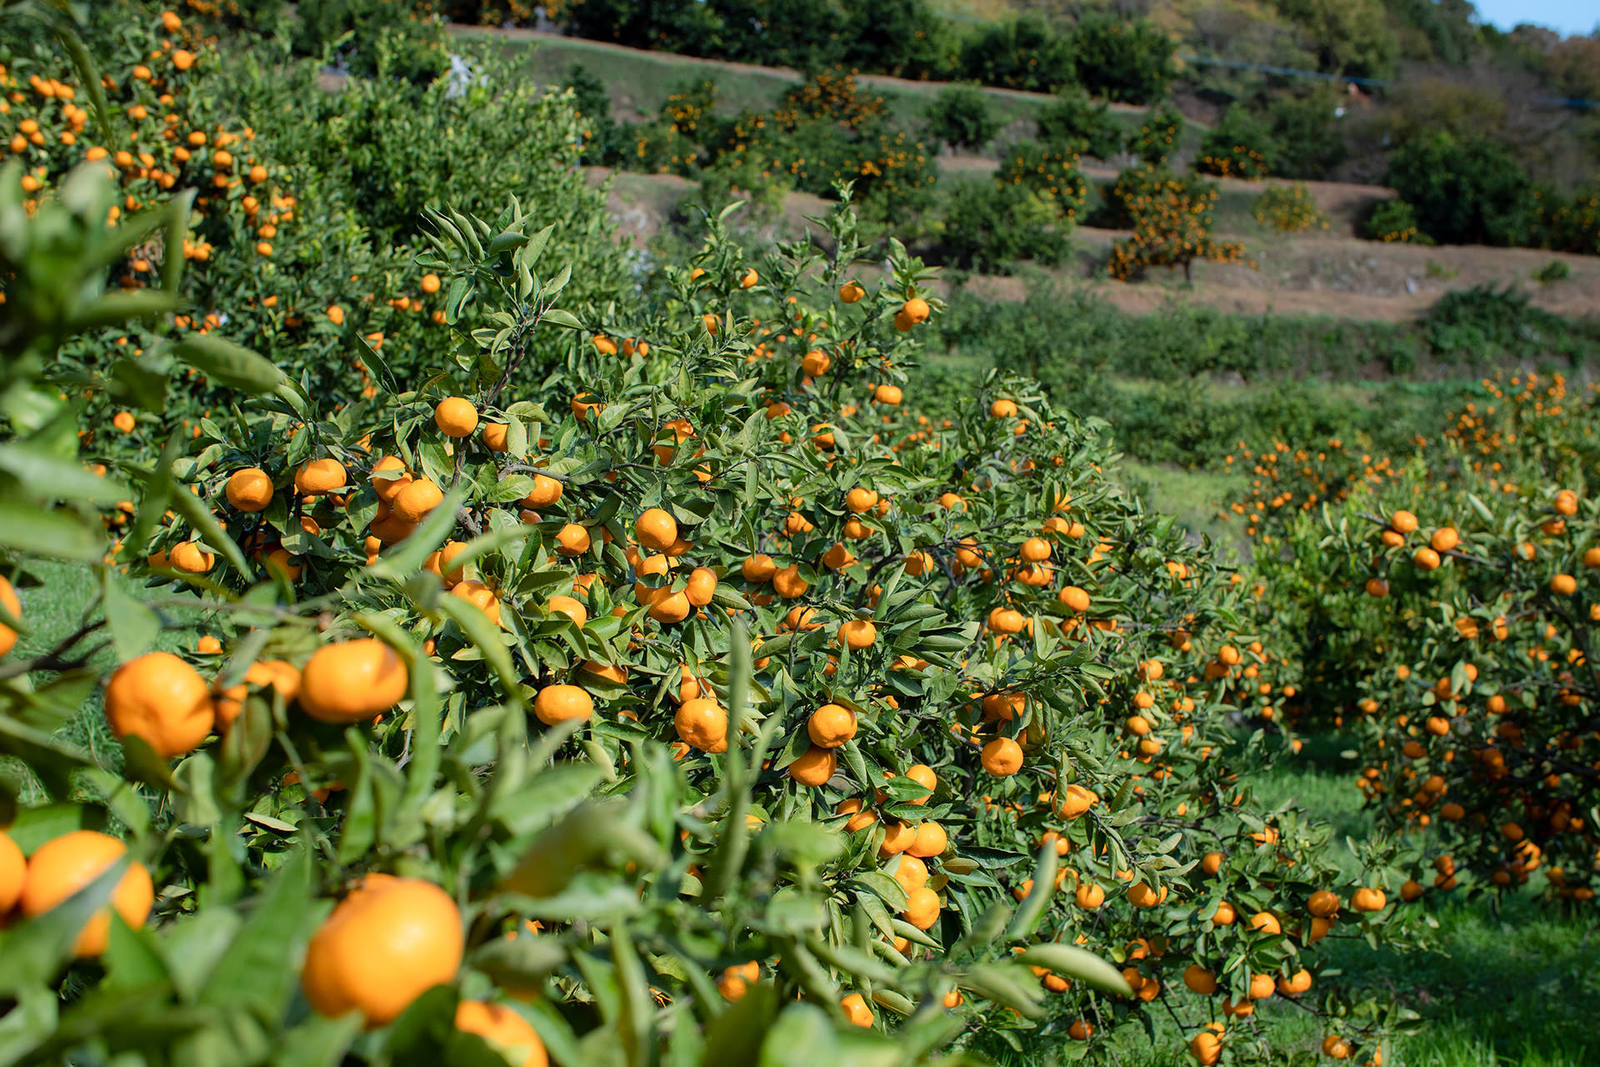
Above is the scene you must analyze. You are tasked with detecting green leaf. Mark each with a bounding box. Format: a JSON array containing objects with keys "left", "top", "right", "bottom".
[
  {"left": 171, "top": 335, "right": 286, "bottom": 395},
  {"left": 0, "top": 444, "right": 128, "bottom": 503},
  {"left": 0, "top": 499, "right": 103, "bottom": 561},
  {"left": 102, "top": 572, "right": 160, "bottom": 660},
  {"left": 1003, "top": 842, "right": 1059, "bottom": 943},
  {"left": 1016, "top": 943, "right": 1134, "bottom": 997},
  {"left": 200, "top": 849, "right": 316, "bottom": 1014}
]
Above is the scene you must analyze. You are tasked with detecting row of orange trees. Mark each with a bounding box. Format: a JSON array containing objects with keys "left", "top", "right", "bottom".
[
  {"left": 1224, "top": 375, "right": 1599, "bottom": 908},
  {"left": 0, "top": 5, "right": 1433, "bottom": 1064}
]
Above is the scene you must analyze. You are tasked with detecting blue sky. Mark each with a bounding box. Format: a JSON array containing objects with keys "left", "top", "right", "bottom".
[{"left": 1473, "top": 0, "right": 1597, "bottom": 36}]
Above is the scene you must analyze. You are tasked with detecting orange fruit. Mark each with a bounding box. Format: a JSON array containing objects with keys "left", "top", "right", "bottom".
[
  {"left": 0, "top": 831, "right": 26, "bottom": 913},
  {"left": 451, "top": 580, "right": 502, "bottom": 626},
  {"left": 1127, "top": 882, "right": 1168, "bottom": 907},
  {"left": 0, "top": 575, "right": 21, "bottom": 658},
  {"left": 456, "top": 1001, "right": 547, "bottom": 1066},
  {"left": 1307, "top": 890, "right": 1339, "bottom": 917},
  {"left": 787, "top": 746, "right": 836, "bottom": 786},
  {"left": 21, "top": 831, "right": 153, "bottom": 957},
  {"left": 981, "top": 737, "right": 1023, "bottom": 776},
  {"left": 840, "top": 992, "right": 874, "bottom": 1027},
  {"left": 482, "top": 423, "right": 509, "bottom": 452},
  {"left": 674, "top": 698, "right": 727, "bottom": 752},
  {"left": 298, "top": 639, "right": 409, "bottom": 723},
  {"left": 225, "top": 467, "right": 274, "bottom": 512},
  {"left": 807, "top": 704, "right": 857, "bottom": 748},
  {"left": 169, "top": 542, "right": 214, "bottom": 574},
  {"left": 1058, "top": 585, "right": 1090, "bottom": 613},
  {"left": 901, "top": 297, "right": 930, "bottom": 324},
  {"left": 534, "top": 684, "right": 593, "bottom": 726},
  {"left": 1351, "top": 887, "right": 1387, "bottom": 912},
  {"left": 1429, "top": 527, "right": 1459, "bottom": 553},
  {"left": 393, "top": 478, "right": 445, "bottom": 523},
  {"left": 839, "top": 281, "right": 865, "bottom": 303},
  {"left": 903, "top": 886, "right": 940, "bottom": 929},
  {"left": 105, "top": 651, "right": 214, "bottom": 758},
  {"left": 295, "top": 457, "right": 347, "bottom": 494},
  {"left": 635, "top": 508, "right": 678, "bottom": 552},
  {"left": 1190, "top": 1029, "right": 1222, "bottom": 1065},
  {"left": 879, "top": 820, "right": 916, "bottom": 856},
  {"left": 301, "top": 874, "right": 462, "bottom": 1028},
  {"left": 555, "top": 524, "right": 590, "bottom": 557},
  {"left": 873, "top": 384, "right": 902, "bottom": 405},
  {"left": 1389, "top": 510, "right": 1417, "bottom": 534},
  {"left": 521, "top": 474, "right": 563, "bottom": 509},
  {"left": 1182, "top": 965, "right": 1217, "bottom": 994},
  {"left": 112, "top": 411, "right": 136, "bottom": 433},
  {"left": 211, "top": 659, "right": 301, "bottom": 731},
  {"left": 370, "top": 457, "right": 412, "bottom": 502},
  {"left": 839, "top": 619, "right": 876, "bottom": 649},
  {"left": 546, "top": 595, "right": 587, "bottom": 627},
  {"left": 434, "top": 396, "right": 479, "bottom": 437},
  {"left": 1248, "top": 911, "right": 1281, "bottom": 934},
  {"left": 908, "top": 821, "right": 948, "bottom": 858},
  {"left": 685, "top": 567, "right": 718, "bottom": 607}
]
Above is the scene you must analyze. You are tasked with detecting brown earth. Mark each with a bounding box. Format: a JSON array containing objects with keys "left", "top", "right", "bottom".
[{"left": 590, "top": 169, "right": 1599, "bottom": 323}]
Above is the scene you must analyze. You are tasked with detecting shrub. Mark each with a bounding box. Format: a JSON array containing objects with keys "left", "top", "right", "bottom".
[
  {"left": 1196, "top": 105, "right": 1277, "bottom": 179},
  {"left": 565, "top": 62, "right": 626, "bottom": 166},
  {"left": 1034, "top": 89, "right": 1125, "bottom": 160},
  {"left": 1070, "top": 14, "right": 1175, "bottom": 105},
  {"left": 923, "top": 85, "right": 1001, "bottom": 151},
  {"left": 1533, "top": 185, "right": 1600, "bottom": 257},
  {"left": 1252, "top": 184, "right": 1329, "bottom": 232},
  {"left": 958, "top": 15, "right": 1075, "bottom": 93},
  {"left": 1363, "top": 198, "right": 1431, "bottom": 244},
  {"left": 293, "top": 0, "right": 449, "bottom": 83},
  {"left": 1236, "top": 377, "right": 1600, "bottom": 908},
  {"left": 937, "top": 179, "right": 1073, "bottom": 272},
  {"left": 1266, "top": 90, "right": 1349, "bottom": 180},
  {"left": 1422, "top": 285, "right": 1579, "bottom": 361},
  {"left": 2, "top": 152, "right": 1411, "bottom": 1062},
  {"left": 1128, "top": 103, "right": 1184, "bottom": 166},
  {"left": 996, "top": 142, "right": 1089, "bottom": 224},
  {"left": 1104, "top": 167, "right": 1250, "bottom": 282},
  {"left": 1385, "top": 132, "right": 1538, "bottom": 247}
]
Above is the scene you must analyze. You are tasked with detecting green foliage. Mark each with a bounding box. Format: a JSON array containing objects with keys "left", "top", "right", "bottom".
[
  {"left": 564, "top": 63, "right": 626, "bottom": 166},
  {"left": 1269, "top": 0, "right": 1398, "bottom": 77},
  {"left": 1422, "top": 285, "right": 1588, "bottom": 361},
  {"left": 995, "top": 143, "right": 1089, "bottom": 224},
  {"left": 1196, "top": 105, "right": 1277, "bottom": 179},
  {"left": 922, "top": 85, "right": 1000, "bottom": 152},
  {"left": 1363, "top": 199, "right": 1431, "bottom": 244},
  {"left": 1069, "top": 14, "right": 1175, "bottom": 105},
  {"left": 1251, "top": 184, "right": 1329, "bottom": 233},
  {"left": 957, "top": 15, "right": 1075, "bottom": 93},
  {"left": 1533, "top": 259, "right": 1572, "bottom": 285},
  {"left": 1034, "top": 89, "right": 1124, "bottom": 161},
  {"left": 1128, "top": 104, "right": 1185, "bottom": 166},
  {"left": 293, "top": 0, "right": 449, "bottom": 82},
  {"left": 1385, "top": 132, "right": 1538, "bottom": 247},
  {"left": 935, "top": 180, "right": 1073, "bottom": 273},
  {"left": 1265, "top": 90, "right": 1349, "bottom": 180}
]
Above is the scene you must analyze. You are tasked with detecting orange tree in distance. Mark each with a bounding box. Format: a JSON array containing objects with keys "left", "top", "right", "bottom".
[
  {"left": 1231, "top": 375, "right": 1600, "bottom": 909},
  {"left": 1106, "top": 166, "right": 1250, "bottom": 283}
]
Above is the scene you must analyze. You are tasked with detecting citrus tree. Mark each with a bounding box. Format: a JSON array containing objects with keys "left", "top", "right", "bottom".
[{"left": 1233, "top": 375, "right": 1600, "bottom": 907}]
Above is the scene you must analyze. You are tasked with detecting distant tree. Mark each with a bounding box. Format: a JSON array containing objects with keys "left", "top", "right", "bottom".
[
  {"left": 923, "top": 85, "right": 1001, "bottom": 151},
  {"left": 958, "top": 16, "right": 1076, "bottom": 92},
  {"left": 1071, "top": 14, "right": 1175, "bottom": 105},
  {"left": 1386, "top": 131, "right": 1538, "bottom": 246}
]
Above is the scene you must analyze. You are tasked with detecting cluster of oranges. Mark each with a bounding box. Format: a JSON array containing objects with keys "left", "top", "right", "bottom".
[{"left": 1105, "top": 167, "right": 1250, "bottom": 281}]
